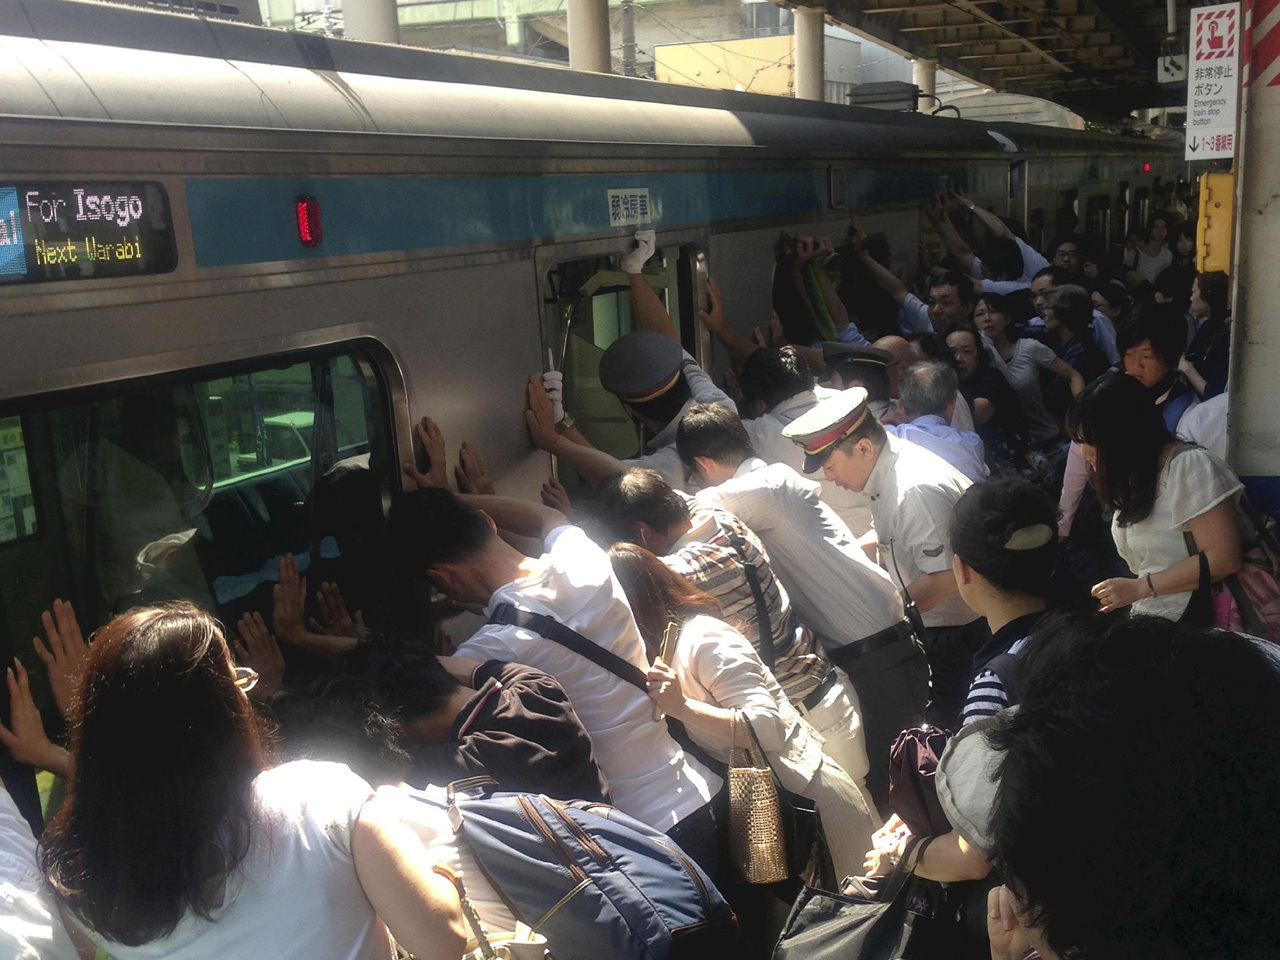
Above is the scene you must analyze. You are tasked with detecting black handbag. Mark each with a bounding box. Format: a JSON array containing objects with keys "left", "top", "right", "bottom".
[
  {"left": 773, "top": 835, "right": 992, "bottom": 960},
  {"left": 772, "top": 836, "right": 936, "bottom": 960}
]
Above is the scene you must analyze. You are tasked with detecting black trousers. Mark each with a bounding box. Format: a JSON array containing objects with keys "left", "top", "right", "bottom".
[
  {"left": 828, "top": 630, "right": 930, "bottom": 815},
  {"left": 921, "top": 618, "right": 992, "bottom": 732}
]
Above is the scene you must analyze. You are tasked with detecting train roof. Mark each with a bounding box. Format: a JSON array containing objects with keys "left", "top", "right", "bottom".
[{"left": 1, "top": 0, "right": 1177, "bottom": 160}]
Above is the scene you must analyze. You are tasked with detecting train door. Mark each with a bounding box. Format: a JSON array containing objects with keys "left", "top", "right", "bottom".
[{"left": 540, "top": 238, "right": 707, "bottom": 491}]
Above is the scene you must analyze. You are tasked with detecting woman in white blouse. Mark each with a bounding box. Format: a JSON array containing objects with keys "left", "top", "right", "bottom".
[
  {"left": 1123, "top": 212, "right": 1175, "bottom": 284},
  {"left": 608, "top": 543, "right": 878, "bottom": 881},
  {"left": 1068, "top": 373, "right": 1245, "bottom": 623},
  {"left": 35, "top": 603, "right": 466, "bottom": 960}
]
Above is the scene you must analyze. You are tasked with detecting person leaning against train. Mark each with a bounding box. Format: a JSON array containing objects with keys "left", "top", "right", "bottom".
[
  {"left": 674, "top": 401, "right": 923, "bottom": 812},
  {"left": 783, "top": 388, "right": 984, "bottom": 735}
]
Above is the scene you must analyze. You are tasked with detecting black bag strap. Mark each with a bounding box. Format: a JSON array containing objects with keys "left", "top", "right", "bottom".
[
  {"left": 721, "top": 526, "right": 776, "bottom": 670},
  {"left": 879, "top": 834, "right": 936, "bottom": 905},
  {"left": 984, "top": 652, "right": 1022, "bottom": 709},
  {"left": 1184, "top": 530, "right": 1212, "bottom": 594},
  {"left": 886, "top": 538, "right": 927, "bottom": 641},
  {"left": 487, "top": 603, "right": 727, "bottom": 775}
]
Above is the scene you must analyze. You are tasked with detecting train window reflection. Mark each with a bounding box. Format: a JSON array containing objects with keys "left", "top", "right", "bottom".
[
  {"left": 0, "top": 417, "right": 37, "bottom": 544},
  {"left": 8, "top": 348, "right": 392, "bottom": 647}
]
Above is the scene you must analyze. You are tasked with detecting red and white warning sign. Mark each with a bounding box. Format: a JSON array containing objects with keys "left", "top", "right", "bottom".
[{"left": 1187, "top": 3, "right": 1241, "bottom": 160}]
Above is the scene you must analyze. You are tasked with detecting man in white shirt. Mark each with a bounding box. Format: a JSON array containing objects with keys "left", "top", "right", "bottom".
[
  {"left": 886, "top": 360, "right": 987, "bottom": 483},
  {"left": 737, "top": 346, "right": 874, "bottom": 536},
  {"left": 782, "top": 389, "right": 986, "bottom": 734},
  {"left": 675, "top": 403, "right": 925, "bottom": 808},
  {"left": 390, "top": 488, "right": 723, "bottom": 872}
]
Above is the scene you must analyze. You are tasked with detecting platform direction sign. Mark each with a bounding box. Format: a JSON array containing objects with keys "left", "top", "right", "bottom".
[{"left": 1187, "top": 2, "right": 1242, "bottom": 160}]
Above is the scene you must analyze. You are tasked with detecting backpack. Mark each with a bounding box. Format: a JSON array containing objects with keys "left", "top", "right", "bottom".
[{"left": 422, "top": 778, "right": 739, "bottom": 960}]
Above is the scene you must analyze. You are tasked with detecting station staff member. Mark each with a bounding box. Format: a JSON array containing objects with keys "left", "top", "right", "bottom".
[
  {"left": 676, "top": 401, "right": 926, "bottom": 809},
  {"left": 822, "top": 343, "right": 896, "bottom": 420},
  {"left": 541, "top": 330, "right": 734, "bottom": 491},
  {"left": 782, "top": 389, "right": 985, "bottom": 733}
]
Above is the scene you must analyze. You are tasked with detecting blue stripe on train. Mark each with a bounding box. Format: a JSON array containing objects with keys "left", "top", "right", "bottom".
[{"left": 184, "top": 166, "right": 969, "bottom": 268}]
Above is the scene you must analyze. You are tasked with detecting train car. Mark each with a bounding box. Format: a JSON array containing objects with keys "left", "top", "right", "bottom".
[{"left": 0, "top": 0, "right": 1183, "bottom": 670}]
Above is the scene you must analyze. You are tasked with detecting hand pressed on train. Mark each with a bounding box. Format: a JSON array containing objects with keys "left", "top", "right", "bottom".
[
  {"left": 234, "top": 611, "right": 285, "bottom": 702},
  {"left": 273, "top": 556, "right": 358, "bottom": 658},
  {"left": 525, "top": 376, "right": 561, "bottom": 453},
  {"left": 696, "top": 277, "right": 728, "bottom": 335},
  {"left": 541, "top": 476, "right": 573, "bottom": 520},
  {"left": 645, "top": 658, "right": 687, "bottom": 718},
  {"left": 315, "top": 581, "right": 366, "bottom": 640},
  {"left": 32, "top": 597, "right": 88, "bottom": 721},
  {"left": 403, "top": 417, "right": 450, "bottom": 490},
  {"left": 0, "top": 658, "right": 71, "bottom": 779},
  {"left": 455, "top": 441, "right": 495, "bottom": 495},
  {"left": 1090, "top": 575, "right": 1147, "bottom": 614}
]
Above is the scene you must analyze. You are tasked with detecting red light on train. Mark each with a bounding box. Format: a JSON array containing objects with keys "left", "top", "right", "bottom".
[
  {"left": 1142, "top": 162, "right": 1152, "bottom": 173},
  {"left": 295, "top": 194, "right": 322, "bottom": 247}
]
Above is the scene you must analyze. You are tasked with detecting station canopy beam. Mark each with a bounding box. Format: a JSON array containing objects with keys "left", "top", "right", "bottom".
[{"left": 788, "top": 0, "right": 1187, "bottom": 117}]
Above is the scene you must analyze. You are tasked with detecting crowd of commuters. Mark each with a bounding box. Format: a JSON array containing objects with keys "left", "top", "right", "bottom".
[{"left": 1, "top": 189, "right": 1275, "bottom": 960}]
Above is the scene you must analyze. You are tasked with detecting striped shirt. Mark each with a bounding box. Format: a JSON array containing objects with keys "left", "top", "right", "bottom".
[
  {"left": 961, "top": 637, "right": 1029, "bottom": 727},
  {"left": 663, "top": 494, "right": 829, "bottom": 702}
]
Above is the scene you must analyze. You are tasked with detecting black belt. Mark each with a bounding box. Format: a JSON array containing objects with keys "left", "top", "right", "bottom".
[
  {"left": 800, "top": 669, "right": 839, "bottom": 711},
  {"left": 830, "top": 619, "right": 916, "bottom": 662}
]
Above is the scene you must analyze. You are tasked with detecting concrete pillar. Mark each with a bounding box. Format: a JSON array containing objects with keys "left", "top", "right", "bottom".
[
  {"left": 912, "top": 58, "right": 937, "bottom": 104},
  {"left": 567, "top": 0, "right": 610, "bottom": 73},
  {"left": 1228, "top": 28, "right": 1280, "bottom": 507},
  {"left": 344, "top": 0, "right": 398, "bottom": 42},
  {"left": 793, "top": 6, "right": 825, "bottom": 101}
]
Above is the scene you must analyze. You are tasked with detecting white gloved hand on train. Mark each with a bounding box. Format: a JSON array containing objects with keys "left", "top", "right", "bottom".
[
  {"left": 621, "top": 229, "right": 656, "bottom": 275},
  {"left": 542, "top": 370, "right": 566, "bottom": 424}
]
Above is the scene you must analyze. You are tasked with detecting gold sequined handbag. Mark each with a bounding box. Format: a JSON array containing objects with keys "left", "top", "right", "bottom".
[{"left": 727, "top": 709, "right": 788, "bottom": 884}]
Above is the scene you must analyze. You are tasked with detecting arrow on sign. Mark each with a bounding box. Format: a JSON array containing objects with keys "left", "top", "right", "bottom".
[{"left": 1189, "top": 136, "right": 1200, "bottom": 152}]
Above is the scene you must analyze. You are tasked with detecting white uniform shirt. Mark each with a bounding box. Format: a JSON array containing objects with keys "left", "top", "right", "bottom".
[
  {"left": 625, "top": 352, "right": 734, "bottom": 491},
  {"left": 863, "top": 435, "right": 978, "bottom": 629},
  {"left": 743, "top": 389, "right": 873, "bottom": 536},
  {"left": 83, "top": 761, "right": 391, "bottom": 960},
  {"left": 1176, "top": 394, "right": 1228, "bottom": 460},
  {"left": 454, "top": 525, "right": 720, "bottom": 829},
  {"left": 695, "top": 459, "right": 903, "bottom": 650},
  {"left": 0, "top": 789, "right": 78, "bottom": 960}
]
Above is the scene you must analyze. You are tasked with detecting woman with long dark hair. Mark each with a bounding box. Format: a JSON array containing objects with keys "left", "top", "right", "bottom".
[
  {"left": 608, "top": 543, "right": 877, "bottom": 880},
  {"left": 1124, "top": 211, "right": 1174, "bottom": 284},
  {"left": 1068, "top": 373, "right": 1245, "bottom": 623},
  {"left": 38, "top": 603, "right": 465, "bottom": 960}
]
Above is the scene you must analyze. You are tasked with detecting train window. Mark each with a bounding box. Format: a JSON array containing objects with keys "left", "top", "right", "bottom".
[
  {"left": 0, "top": 417, "right": 37, "bottom": 544},
  {"left": 0, "top": 346, "right": 394, "bottom": 703},
  {"left": 543, "top": 245, "right": 700, "bottom": 471}
]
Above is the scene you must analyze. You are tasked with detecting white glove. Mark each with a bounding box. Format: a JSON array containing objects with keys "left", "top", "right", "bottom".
[
  {"left": 542, "top": 370, "right": 566, "bottom": 424},
  {"left": 621, "top": 229, "right": 656, "bottom": 275}
]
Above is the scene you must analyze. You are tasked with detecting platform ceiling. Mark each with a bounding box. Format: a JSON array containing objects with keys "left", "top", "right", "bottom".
[{"left": 807, "top": 0, "right": 1186, "bottom": 117}]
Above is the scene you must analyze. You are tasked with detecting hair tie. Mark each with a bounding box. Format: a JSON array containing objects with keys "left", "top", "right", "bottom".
[{"left": 1003, "top": 523, "right": 1054, "bottom": 551}]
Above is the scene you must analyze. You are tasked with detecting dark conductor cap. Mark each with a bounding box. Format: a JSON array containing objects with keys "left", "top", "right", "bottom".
[
  {"left": 781, "top": 386, "right": 870, "bottom": 474},
  {"left": 822, "top": 342, "right": 893, "bottom": 372},
  {"left": 599, "top": 331, "right": 686, "bottom": 402}
]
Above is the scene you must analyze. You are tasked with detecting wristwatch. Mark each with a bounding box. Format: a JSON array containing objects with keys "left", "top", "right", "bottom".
[{"left": 555, "top": 413, "right": 575, "bottom": 433}]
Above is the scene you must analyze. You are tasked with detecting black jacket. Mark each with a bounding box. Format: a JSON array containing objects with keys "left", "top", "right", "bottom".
[{"left": 411, "top": 660, "right": 610, "bottom": 804}]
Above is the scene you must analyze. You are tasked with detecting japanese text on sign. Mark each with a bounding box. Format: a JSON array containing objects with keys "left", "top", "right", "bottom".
[
  {"left": 607, "top": 188, "right": 652, "bottom": 227},
  {"left": 1186, "top": 3, "right": 1240, "bottom": 160}
]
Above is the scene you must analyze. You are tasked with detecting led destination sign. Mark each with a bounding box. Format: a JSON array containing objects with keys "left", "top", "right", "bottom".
[{"left": 0, "top": 182, "right": 178, "bottom": 285}]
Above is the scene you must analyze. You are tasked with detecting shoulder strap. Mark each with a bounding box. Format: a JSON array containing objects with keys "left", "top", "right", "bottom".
[
  {"left": 487, "top": 603, "right": 727, "bottom": 775},
  {"left": 984, "top": 653, "right": 1021, "bottom": 708},
  {"left": 721, "top": 526, "right": 776, "bottom": 670}
]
